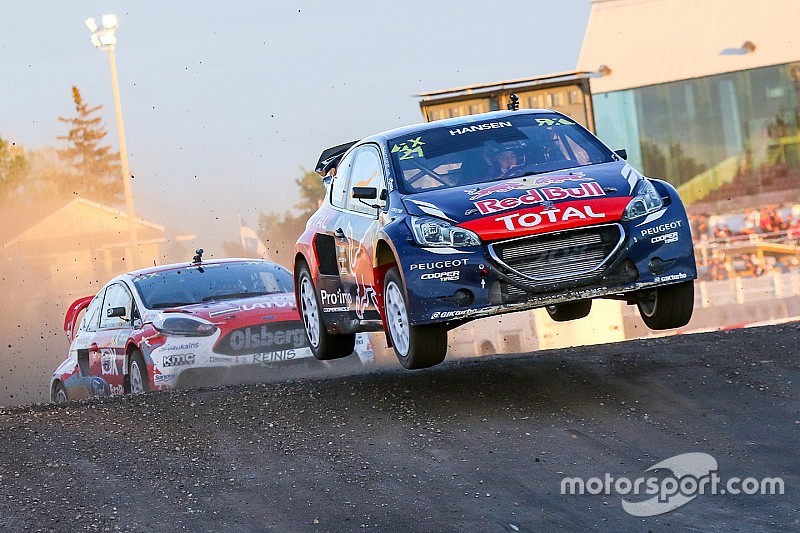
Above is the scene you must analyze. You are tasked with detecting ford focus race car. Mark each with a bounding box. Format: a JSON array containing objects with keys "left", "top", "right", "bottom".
[
  {"left": 50, "top": 256, "right": 313, "bottom": 402},
  {"left": 294, "top": 108, "right": 697, "bottom": 370}
]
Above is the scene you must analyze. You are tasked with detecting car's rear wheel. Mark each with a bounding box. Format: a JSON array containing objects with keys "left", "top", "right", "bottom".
[
  {"left": 637, "top": 280, "right": 694, "bottom": 330},
  {"left": 52, "top": 381, "right": 68, "bottom": 403},
  {"left": 384, "top": 267, "right": 447, "bottom": 369},
  {"left": 296, "top": 263, "right": 355, "bottom": 360},
  {"left": 546, "top": 300, "right": 592, "bottom": 322},
  {"left": 129, "top": 350, "right": 150, "bottom": 394}
]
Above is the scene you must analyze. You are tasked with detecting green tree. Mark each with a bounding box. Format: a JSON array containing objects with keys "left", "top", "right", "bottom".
[
  {"left": 294, "top": 167, "right": 325, "bottom": 212},
  {"left": 245, "top": 168, "right": 325, "bottom": 268},
  {"left": 57, "top": 86, "right": 122, "bottom": 204},
  {"left": 0, "top": 137, "right": 29, "bottom": 203}
]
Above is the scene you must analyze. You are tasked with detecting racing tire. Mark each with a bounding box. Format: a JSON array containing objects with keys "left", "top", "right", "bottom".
[
  {"left": 52, "top": 381, "right": 68, "bottom": 403},
  {"left": 128, "top": 350, "right": 151, "bottom": 394},
  {"left": 546, "top": 300, "right": 592, "bottom": 322},
  {"left": 296, "top": 263, "right": 356, "bottom": 361},
  {"left": 383, "top": 267, "right": 447, "bottom": 369},
  {"left": 637, "top": 280, "right": 694, "bottom": 330}
]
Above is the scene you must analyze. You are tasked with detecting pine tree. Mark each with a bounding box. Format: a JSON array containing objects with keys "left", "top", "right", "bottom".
[{"left": 57, "top": 86, "right": 122, "bottom": 204}]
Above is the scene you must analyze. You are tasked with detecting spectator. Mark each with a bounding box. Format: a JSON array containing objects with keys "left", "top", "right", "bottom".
[
  {"left": 740, "top": 254, "right": 757, "bottom": 277},
  {"left": 710, "top": 257, "right": 729, "bottom": 281},
  {"left": 740, "top": 208, "right": 757, "bottom": 235}
]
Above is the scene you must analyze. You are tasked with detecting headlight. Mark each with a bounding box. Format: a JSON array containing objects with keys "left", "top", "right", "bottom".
[
  {"left": 152, "top": 314, "right": 217, "bottom": 337},
  {"left": 622, "top": 179, "right": 663, "bottom": 221},
  {"left": 410, "top": 217, "right": 481, "bottom": 247}
]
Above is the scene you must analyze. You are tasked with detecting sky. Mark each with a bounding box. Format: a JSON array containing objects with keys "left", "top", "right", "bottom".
[{"left": 0, "top": 0, "right": 592, "bottom": 252}]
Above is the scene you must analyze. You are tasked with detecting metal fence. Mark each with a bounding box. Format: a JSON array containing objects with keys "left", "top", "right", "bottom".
[{"left": 695, "top": 271, "right": 800, "bottom": 308}]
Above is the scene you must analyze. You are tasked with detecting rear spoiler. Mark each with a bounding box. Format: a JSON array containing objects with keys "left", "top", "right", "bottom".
[
  {"left": 315, "top": 140, "right": 358, "bottom": 177},
  {"left": 64, "top": 295, "right": 94, "bottom": 342}
]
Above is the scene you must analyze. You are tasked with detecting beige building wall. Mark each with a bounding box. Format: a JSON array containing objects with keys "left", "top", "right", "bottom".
[{"left": 578, "top": 0, "right": 800, "bottom": 94}]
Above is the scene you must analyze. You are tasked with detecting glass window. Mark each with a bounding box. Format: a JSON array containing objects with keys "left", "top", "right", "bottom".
[
  {"left": 133, "top": 261, "right": 294, "bottom": 309},
  {"left": 569, "top": 90, "right": 582, "bottom": 105},
  {"left": 80, "top": 295, "right": 103, "bottom": 333},
  {"left": 100, "top": 283, "right": 133, "bottom": 329},
  {"left": 449, "top": 106, "right": 464, "bottom": 118},
  {"left": 347, "top": 146, "right": 385, "bottom": 215},
  {"left": 330, "top": 149, "right": 355, "bottom": 208},
  {"left": 388, "top": 113, "right": 614, "bottom": 193}
]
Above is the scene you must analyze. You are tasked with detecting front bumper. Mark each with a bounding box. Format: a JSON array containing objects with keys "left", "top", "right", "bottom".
[
  {"left": 399, "top": 206, "right": 697, "bottom": 326},
  {"left": 149, "top": 335, "right": 313, "bottom": 389}
]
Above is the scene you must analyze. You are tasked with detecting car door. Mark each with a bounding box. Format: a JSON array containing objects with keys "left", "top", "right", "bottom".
[
  {"left": 338, "top": 144, "right": 387, "bottom": 320},
  {"left": 93, "top": 282, "right": 135, "bottom": 395}
]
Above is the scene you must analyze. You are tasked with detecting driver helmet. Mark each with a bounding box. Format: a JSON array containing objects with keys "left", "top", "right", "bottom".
[{"left": 486, "top": 141, "right": 527, "bottom": 174}]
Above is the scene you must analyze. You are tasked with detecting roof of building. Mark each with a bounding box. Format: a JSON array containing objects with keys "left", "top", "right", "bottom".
[
  {"left": 0, "top": 196, "right": 165, "bottom": 251},
  {"left": 577, "top": 0, "right": 800, "bottom": 94},
  {"left": 417, "top": 70, "right": 594, "bottom": 100}
]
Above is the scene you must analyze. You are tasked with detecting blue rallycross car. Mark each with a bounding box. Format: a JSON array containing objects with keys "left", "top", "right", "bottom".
[{"left": 294, "top": 108, "right": 697, "bottom": 369}]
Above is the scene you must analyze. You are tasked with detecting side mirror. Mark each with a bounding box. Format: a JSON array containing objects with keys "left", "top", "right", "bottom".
[
  {"left": 614, "top": 149, "right": 628, "bottom": 160},
  {"left": 352, "top": 187, "right": 378, "bottom": 200},
  {"left": 107, "top": 307, "right": 127, "bottom": 319}
]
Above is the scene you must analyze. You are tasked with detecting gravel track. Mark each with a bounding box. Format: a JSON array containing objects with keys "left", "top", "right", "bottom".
[{"left": 0, "top": 324, "right": 798, "bottom": 531}]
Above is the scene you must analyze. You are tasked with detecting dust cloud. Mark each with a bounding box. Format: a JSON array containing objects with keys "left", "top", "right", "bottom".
[{"left": 0, "top": 193, "right": 197, "bottom": 406}]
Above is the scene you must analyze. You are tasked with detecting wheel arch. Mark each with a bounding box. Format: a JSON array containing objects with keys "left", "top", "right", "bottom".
[{"left": 374, "top": 238, "right": 400, "bottom": 345}]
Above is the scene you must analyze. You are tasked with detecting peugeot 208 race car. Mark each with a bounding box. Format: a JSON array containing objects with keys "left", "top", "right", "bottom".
[
  {"left": 50, "top": 256, "right": 313, "bottom": 402},
  {"left": 294, "top": 108, "right": 696, "bottom": 370}
]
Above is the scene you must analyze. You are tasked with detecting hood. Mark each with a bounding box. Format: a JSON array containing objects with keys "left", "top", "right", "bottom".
[
  {"left": 403, "top": 162, "right": 639, "bottom": 240},
  {"left": 145, "top": 293, "right": 300, "bottom": 324}
]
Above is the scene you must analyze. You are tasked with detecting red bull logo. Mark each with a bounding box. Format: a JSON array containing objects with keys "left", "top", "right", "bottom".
[
  {"left": 474, "top": 182, "right": 606, "bottom": 215},
  {"left": 466, "top": 181, "right": 529, "bottom": 200},
  {"left": 530, "top": 173, "right": 591, "bottom": 187},
  {"left": 466, "top": 173, "right": 592, "bottom": 200}
]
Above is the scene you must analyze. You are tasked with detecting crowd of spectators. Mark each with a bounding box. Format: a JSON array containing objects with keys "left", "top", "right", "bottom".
[
  {"left": 690, "top": 204, "right": 800, "bottom": 281},
  {"left": 693, "top": 206, "right": 800, "bottom": 241}
]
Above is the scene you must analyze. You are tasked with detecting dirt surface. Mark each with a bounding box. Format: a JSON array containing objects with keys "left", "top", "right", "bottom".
[{"left": 0, "top": 324, "right": 798, "bottom": 532}]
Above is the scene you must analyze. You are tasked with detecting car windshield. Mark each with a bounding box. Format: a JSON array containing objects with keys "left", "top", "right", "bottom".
[
  {"left": 388, "top": 113, "right": 615, "bottom": 193},
  {"left": 132, "top": 261, "right": 294, "bottom": 309}
]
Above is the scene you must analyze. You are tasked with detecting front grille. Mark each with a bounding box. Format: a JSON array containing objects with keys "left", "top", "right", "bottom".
[
  {"left": 214, "top": 320, "right": 308, "bottom": 356},
  {"left": 489, "top": 224, "right": 623, "bottom": 297}
]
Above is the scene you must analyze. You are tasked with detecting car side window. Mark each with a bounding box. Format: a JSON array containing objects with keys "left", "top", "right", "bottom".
[
  {"left": 330, "top": 150, "right": 356, "bottom": 209},
  {"left": 80, "top": 294, "right": 103, "bottom": 333},
  {"left": 346, "top": 145, "right": 386, "bottom": 215},
  {"left": 99, "top": 283, "right": 133, "bottom": 329}
]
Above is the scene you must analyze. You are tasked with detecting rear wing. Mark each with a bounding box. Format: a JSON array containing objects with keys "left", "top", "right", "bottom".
[
  {"left": 315, "top": 140, "right": 358, "bottom": 177},
  {"left": 64, "top": 295, "right": 94, "bottom": 342}
]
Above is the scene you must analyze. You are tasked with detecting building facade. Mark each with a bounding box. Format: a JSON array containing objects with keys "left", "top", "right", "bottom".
[
  {"left": 578, "top": 0, "right": 800, "bottom": 209},
  {"left": 418, "top": 71, "right": 596, "bottom": 132}
]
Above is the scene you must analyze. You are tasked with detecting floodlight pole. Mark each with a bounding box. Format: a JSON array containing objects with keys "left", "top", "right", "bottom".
[
  {"left": 107, "top": 46, "right": 138, "bottom": 269},
  {"left": 86, "top": 14, "right": 140, "bottom": 269}
]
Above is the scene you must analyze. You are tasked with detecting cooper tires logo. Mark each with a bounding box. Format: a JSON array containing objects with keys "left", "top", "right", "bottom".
[
  {"left": 421, "top": 271, "right": 460, "bottom": 281},
  {"left": 651, "top": 231, "right": 679, "bottom": 244}
]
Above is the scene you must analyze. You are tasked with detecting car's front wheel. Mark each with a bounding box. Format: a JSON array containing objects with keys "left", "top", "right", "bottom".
[
  {"left": 52, "top": 381, "right": 68, "bottom": 403},
  {"left": 546, "top": 300, "right": 592, "bottom": 322},
  {"left": 637, "top": 280, "right": 694, "bottom": 330},
  {"left": 383, "top": 267, "right": 447, "bottom": 369},
  {"left": 296, "top": 263, "right": 355, "bottom": 360},
  {"left": 128, "top": 350, "right": 150, "bottom": 394}
]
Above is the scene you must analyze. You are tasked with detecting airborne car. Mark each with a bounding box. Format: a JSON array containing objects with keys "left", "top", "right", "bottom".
[
  {"left": 50, "top": 256, "right": 313, "bottom": 402},
  {"left": 294, "top": 108, "right": 696, "bottom": 369}
]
